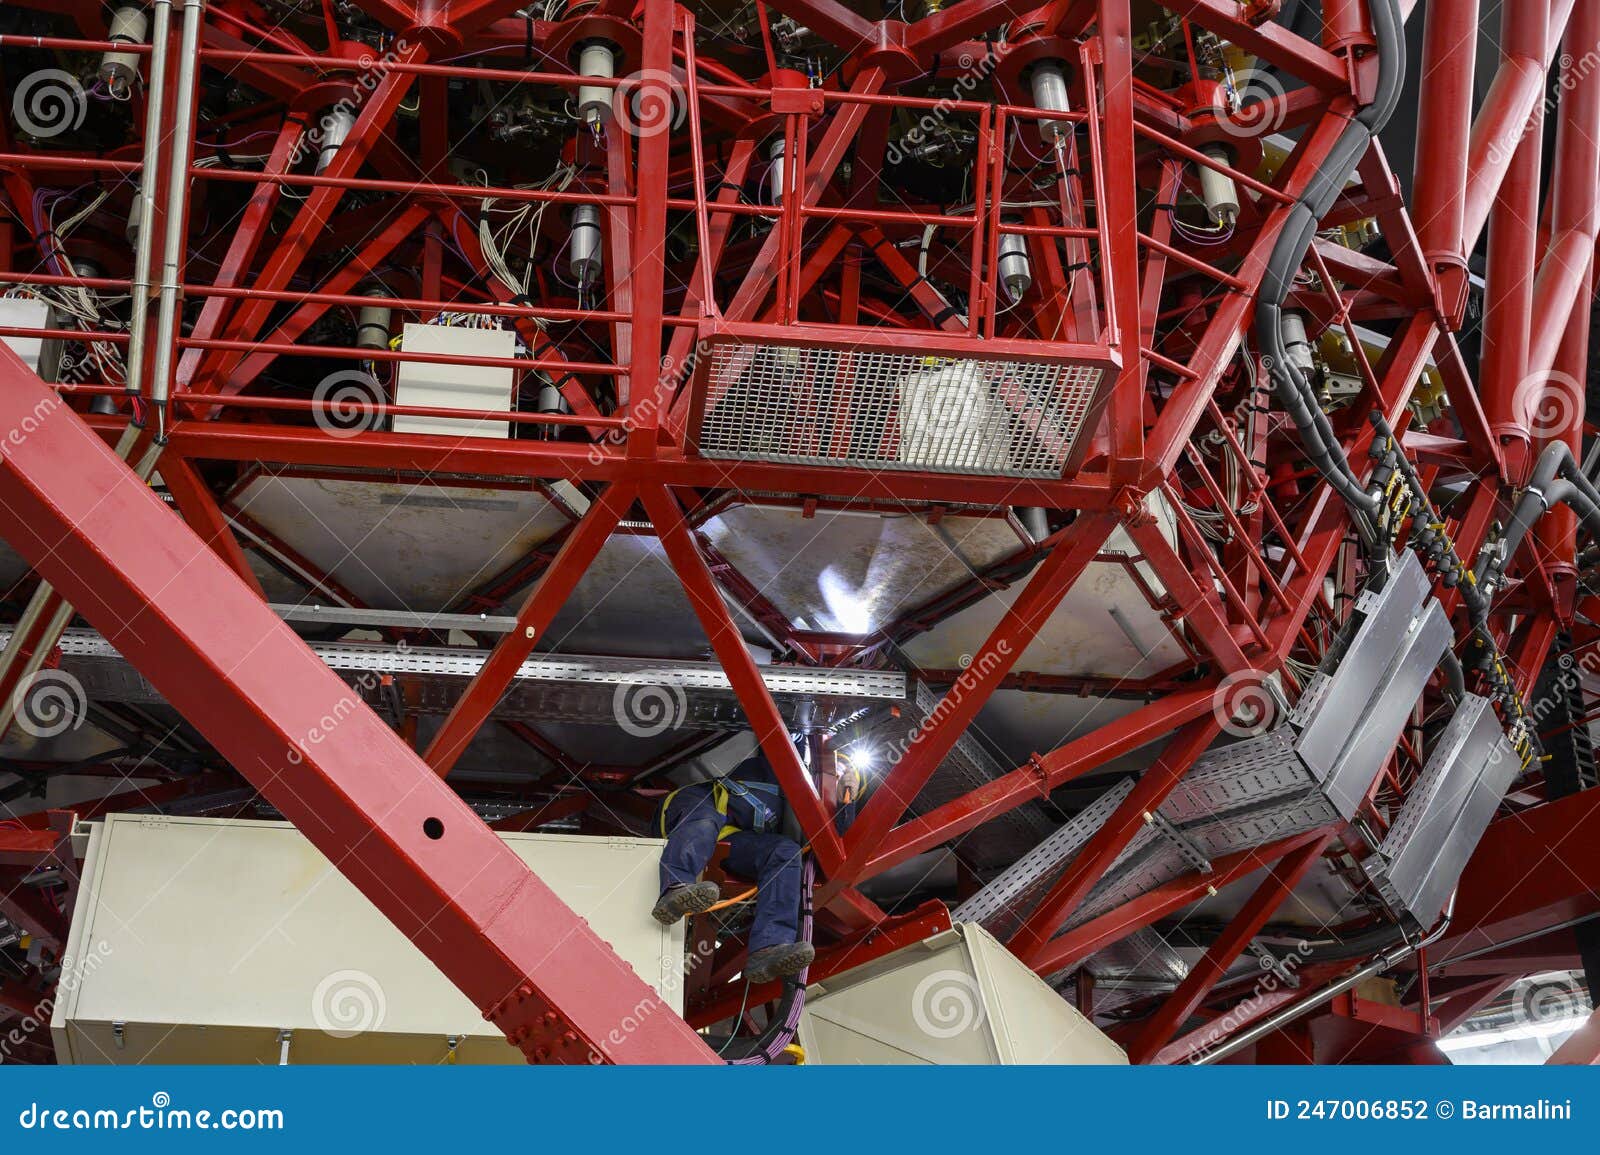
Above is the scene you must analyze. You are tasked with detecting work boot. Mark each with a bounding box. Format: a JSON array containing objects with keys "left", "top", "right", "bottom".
[
  {"left": 745, "top": 941, "right": 815, "bottom": 984},
  {"left": 651, "top": 881, "right": 721, "bottom": 925}
]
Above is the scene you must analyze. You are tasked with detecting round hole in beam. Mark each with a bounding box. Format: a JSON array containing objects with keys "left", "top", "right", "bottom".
[{"left": 423, "top": 817, "right": 444, "bottom": 840}]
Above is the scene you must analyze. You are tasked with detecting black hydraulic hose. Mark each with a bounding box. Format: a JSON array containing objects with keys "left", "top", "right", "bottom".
[
  {"left": 1254, "top": 0, "right": 1405, "bottom": 529},
  {"left": 1483, "top": 441, "right": 1600, "bottom": 594}
]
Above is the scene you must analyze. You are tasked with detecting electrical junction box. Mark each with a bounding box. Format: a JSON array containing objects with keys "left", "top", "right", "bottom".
[
  {"left": 392, "top": 322, "right": 516, "bottom": 439},
  {"left": 0, "top": 296, "right": 62, "bottom": 383},
  {"left": 797, "top": 922, "right": 1127, "bottom": 1064},
  {"left": 52, "top": 815, "right": 683, "bottom": 1064}
]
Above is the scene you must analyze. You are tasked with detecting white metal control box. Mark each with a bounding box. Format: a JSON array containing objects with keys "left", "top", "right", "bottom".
[
  {"left": 391, "top": 322, "right": 516, "bottom": 439},
  {"left": 798, "top": 922, "right": 1128, "bottom": 1064},
  {"left": 0, "top": 296, "right": 62, "bottom": 383},
  {"left": 52, "top": 815, "right": 682, "bottom": 1064}
]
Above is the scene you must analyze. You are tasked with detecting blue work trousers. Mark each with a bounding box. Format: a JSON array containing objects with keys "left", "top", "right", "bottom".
[{"left": 658, "top": 786, "right": 802, "bottom": 954}]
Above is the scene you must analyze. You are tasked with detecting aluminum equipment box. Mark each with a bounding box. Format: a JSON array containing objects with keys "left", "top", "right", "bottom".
[
  {"left": 1365, "top": 693, "right": 1518, "bottom": 928},
  {"left": 391, "top": 322, "right": 516, "bottom": 438},
  {"left": 52, "top": 815, "right": 683, "bottom": 1064},
  {"left": 797, "top": 922, "right": 1126, "bottom": 1064}
]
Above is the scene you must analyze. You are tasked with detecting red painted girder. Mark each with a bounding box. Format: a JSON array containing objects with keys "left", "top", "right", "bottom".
[
  {"left": 1429, "top": 976, "right": 1517, "bottom": 1037},
  {"left": 216, "top": 203, "right": 432, "bottom": 398},
  {"left": 1167, "top": 0, "right": 1350, "bottom": 92},
  {"left": 0, "top": 346, "right": 715, "bottom": 1065},
  {"left": 1027, "top": 829, "right": 1330, "bottom": 977},
  {"left": 641, "top": 484, "right": 846, "bottom": 874},
  {"left": 1153, "top": 987, "right": 1305, "bottom": 1065},
  {"left": 1144, "top": 107, "right": 1356, "bottom": 475},
  {"left": 175, "top": 113, "right": 308, "bottom": 392},
  {"left": 758, "top": 1, "right": 878, "bottom": 54},
  {"left": 1463, "top": 0, "right": 1576, "bottom": 249},
  {"left": 1011, "top": 718, "right": 1223, "bottom": 962},
  {"left": 829, "top": 512, "right": 1120, "bottom": 893},
  {"left": 159, "top": 454, "right": 267, "bottom": 599},
  {"left": 1441, "top": 779, "right": 1600, "bottom": 961},
  {"left": 1127, "top": 834, "right": 1332, "bottom": 1063},
  {"left": 864, "top": 687, "right": 1219, "bottom": 879},
  {"left": 158, "top": 418, "right": 1117, "bottom": 518},
  {"left": 424, "top": 483, "right": 636, "bottom": 777},
  {"left": 189, "top": 44, "right": 426, "bottom": 395}
]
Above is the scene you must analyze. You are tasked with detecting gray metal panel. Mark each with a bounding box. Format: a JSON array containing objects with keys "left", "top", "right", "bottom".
[
  {"left": 1368, "top": 694, "right": 1517, "bottom": 926},
  {"left": 1319, "top": 598, "right": 1452, "bottom": 818},
  {"left": 1294, "top": 551, "right": 1429, "bottom": 769},
  {"left": 1161, "top": 729, "right": 1312, "bottom": 823},
  {"left": 10, "top": 629, "right": 905, "bottom": 738},
  {"left": 1294, "top": 553, "right": 1451, "bottom": 818},
  {"left": 952, "top": 778, "right": 1134, "bottom": 936}
]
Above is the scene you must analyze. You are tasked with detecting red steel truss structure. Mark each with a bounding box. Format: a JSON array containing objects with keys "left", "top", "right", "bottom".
[{"left": 0, "top": 0, "right": 1598, "bottom": 1064}]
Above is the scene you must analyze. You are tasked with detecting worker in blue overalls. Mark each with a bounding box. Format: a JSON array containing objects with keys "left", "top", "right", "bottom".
[{"left": 651, "top": 749, "right": 815, "bottom": 984}]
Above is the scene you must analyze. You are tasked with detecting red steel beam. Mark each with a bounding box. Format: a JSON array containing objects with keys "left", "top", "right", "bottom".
[
  {"left": 1010, "top": 718, "right": 1223, "bottom": 962},
  {"left": 830, "top": 512, "right": 1120, "bottom": 891},
  {"left": 640, "top": 483, "right": 845, "bottom": 873},
  {"left": 1126, "top": 834, "right": 1332, "bottom": 1063},
  {"left": 158, "top": 453, "right": 267, "bottom": 600},
  {"left": 423, "top": 483, "right": 636, "bottom": 778},
  {"left": 0, "top": 344, "right": 714, "bottom": 1064},
  {"left": 1026, "top": 829, "right": 1329, "bottom": 977},
  {"left": 864, "top": 687, "right": 1219, "bottom": 878},
  {"left": 161, "top": 418, "right": 1116, "bottom": 511},
  {"left": 1412, "top": 0, "right": 1478, "bottom": 320}
]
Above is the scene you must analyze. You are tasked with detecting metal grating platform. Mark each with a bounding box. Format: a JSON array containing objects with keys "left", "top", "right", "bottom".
[{"left": 695, "top": 342, "right": 1103, "bottom": 479}]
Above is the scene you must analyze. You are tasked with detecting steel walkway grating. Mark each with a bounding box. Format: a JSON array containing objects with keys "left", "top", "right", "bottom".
[{"left": 695, "top": 342, "right": 1103, "bottom": 479}]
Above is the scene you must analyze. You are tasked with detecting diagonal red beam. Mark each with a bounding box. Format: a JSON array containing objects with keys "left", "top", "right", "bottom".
[
  {"left": 830, "top": 512, "right": 1121, "bottom": 892},
  {"left": 1126, "top": 516, "right": 1252, "bottom": 673},
  {"left": 640, "top": 483, "right": 845, "bottom": 874},
  {"left": 1164, "top": 0, "right": 1350, "bottom": 92},
  {"left": 189, "top": 44, "right": 426, "bottom": 395},
  {"left": 175, "top": 113, "right": 308, "bottom": 391},
  {"left": 158, "top": 453, "right": 267, "bottom": 600},
  {"left": 424, "top": 483, "right": 636, "bottom": 778},
  {"left": 1011, "top": 717, "right": 1223, "bottom": 962},
  {"left": 1126, "top": 834, "right": 1332, "bottom": 1063},
  {"left": 216, "top": 203, "right": 432, "bottom": 398},
  {"left": 907, "top": 0, "right": 1069, "bottom": 56},
  {"left": 1027, "top": 829, "right": 1330, "bottom": 976},
  {"left": 758, "top": 0, "right": 878, "bottom": 53},
  {"left": 864, "top": 687, "right": 1218, "bottom": 878},
  {"left": 0, "top": 345, "right": 714, "bottom": 1064}
]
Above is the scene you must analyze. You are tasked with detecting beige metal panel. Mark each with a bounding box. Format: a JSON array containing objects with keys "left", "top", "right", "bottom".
[
  {"left": 797, "top": 923, "right": 1126, "bottom": 1065},
  {"left": 901, "top": 494, "right": 1186, "bottom": 679},
  {"left": 52, "top": 816, "right": 682, "bottom": 1064},
  {"left": 702, "top": 505, "right": 1020, "bottom": 637},
  {"left": 392, "top": 322, "right": 516, "bottom": 439}
]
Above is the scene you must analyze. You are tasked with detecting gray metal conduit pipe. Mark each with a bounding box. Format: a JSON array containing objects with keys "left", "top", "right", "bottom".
[
  {"left": 0, "top": 0, "right": 176, "bottom": 712},
  {"left": 1192, "top": 893, "right": 1454, "bottom": 1065}
]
